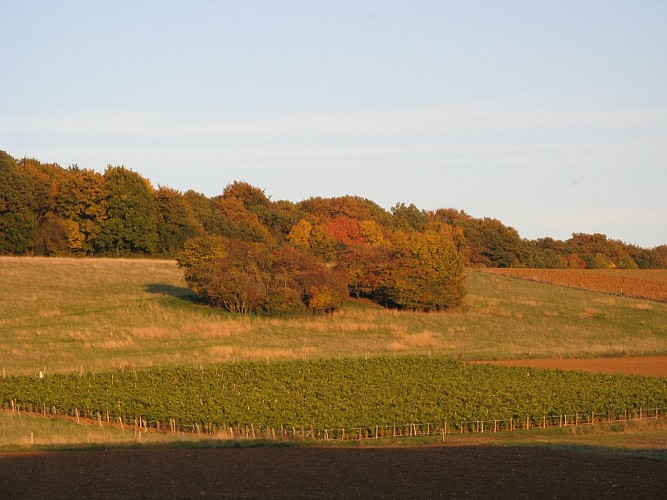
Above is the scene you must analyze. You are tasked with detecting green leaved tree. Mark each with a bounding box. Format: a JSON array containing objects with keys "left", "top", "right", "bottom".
[{"left": 96, "top": 166, "right": 158, "bottom": 255}]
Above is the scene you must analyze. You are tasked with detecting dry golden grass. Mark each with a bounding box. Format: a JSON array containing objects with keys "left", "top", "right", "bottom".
[
  {"left": 1, "top": 410, "right": 665, "bottom": 454},
  {"left": 1, "top": 257, "right": 667, "bottom": 375}
]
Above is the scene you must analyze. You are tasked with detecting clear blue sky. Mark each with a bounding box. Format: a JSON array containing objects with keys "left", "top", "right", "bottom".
[{"left": 2, "top": 0, "right": 666, "bottom": 247}]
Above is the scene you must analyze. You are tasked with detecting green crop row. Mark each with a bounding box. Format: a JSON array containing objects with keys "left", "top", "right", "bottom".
[{"left": 1, "top": 358, "right": 665, "bottom": 431}]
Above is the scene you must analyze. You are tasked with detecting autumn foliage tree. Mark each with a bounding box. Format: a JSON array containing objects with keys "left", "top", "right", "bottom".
[
  {"left": 337, "top": 224, "right": 465, "bottom": 311},
  {"left": 55, "top": 167, "right": 109, "bottom": 254},
  {"left": 177, "top": 238, "right": 347, "bottom": 315},
  {"left": 155, "top": 187, "right": 202, "bottom": 256}
]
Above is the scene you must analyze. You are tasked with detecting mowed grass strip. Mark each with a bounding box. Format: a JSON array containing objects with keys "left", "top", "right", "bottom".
[
  {"left": 1, "top": 410, "right": 666, "bottom": 456},
  {"left": 1, "top": 257, "right": 667, "bottom": 375}
]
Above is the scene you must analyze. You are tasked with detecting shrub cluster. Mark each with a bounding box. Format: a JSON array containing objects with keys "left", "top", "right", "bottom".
[{"left": 178, "top": 237, "right": 347, "bottom": 314}]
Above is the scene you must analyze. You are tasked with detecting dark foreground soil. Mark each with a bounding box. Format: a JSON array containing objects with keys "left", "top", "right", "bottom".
[{"left": 1, "top": 445, "right": 665, "bottom": 499}]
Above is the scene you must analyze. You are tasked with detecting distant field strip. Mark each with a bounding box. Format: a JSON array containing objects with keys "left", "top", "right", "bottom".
[
  {"left": 479, "top": 268, "right": 667, "bottom": 302},
  {"left": 477, "top": 356, "right": 667, "bottom": 377}
]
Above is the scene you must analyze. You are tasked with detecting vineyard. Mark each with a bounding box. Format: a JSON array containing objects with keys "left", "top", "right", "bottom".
[
  {"left": 2, "top": 358, "right": 666, "bottom": 438},
  {"left": 479, "top": 268, "right": 667, "bottom": 302}
]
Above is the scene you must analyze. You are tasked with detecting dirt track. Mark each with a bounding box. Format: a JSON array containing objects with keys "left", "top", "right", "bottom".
[
  {"left": 477, "top": 356, "right": 667, "bottom": 377},
  {"left": 1, "top": 445, "right": 666, "bottom": 499}
]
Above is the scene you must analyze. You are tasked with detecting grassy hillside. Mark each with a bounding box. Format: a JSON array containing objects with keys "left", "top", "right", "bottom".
[{"left": 1, "top": 257, "right": 666, "bottom": 376}]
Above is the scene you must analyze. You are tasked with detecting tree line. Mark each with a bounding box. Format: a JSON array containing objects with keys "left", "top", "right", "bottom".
[{"left": 1, "top": 151, "right": 666, "bottom": 312}]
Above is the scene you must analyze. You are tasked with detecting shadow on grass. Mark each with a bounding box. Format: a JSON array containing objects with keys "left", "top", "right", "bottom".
[{"left": 144, "top": 283, "right": 205, "bottom": 304}]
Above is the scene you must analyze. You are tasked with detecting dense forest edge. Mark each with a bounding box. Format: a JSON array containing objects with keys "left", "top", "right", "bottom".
[{"left": 2, "top": 150, "right": 664, "bottom": 267}]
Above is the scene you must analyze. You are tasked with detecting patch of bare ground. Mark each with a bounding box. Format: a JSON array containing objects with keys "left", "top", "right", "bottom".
[
  {"left": 478, "top": 356, "right": 667, "bottom": 377},
  {"left": 1, "top": 446, "right": 666, "bottom": 499}
]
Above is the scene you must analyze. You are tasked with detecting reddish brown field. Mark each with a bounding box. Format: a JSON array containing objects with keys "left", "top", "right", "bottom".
[
  {"left": 1, "top": 446, "right": 666, "bottom": 499},
  {"left": 480, "top": 268, "right": 667, "bottom": 302},
  {"left": 479, "top": 356, "right": 667, "bottom": 377}
]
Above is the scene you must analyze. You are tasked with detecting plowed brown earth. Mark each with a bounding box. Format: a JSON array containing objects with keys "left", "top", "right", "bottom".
[
  {"left": 480, "top": 268, "right": 667, "bottom": 302},
  {"left": 1, "top": 446, "right": 666, "bottom": 499},
  {"left": 478, "top": 356, "right": 667, "bottom": 377}
]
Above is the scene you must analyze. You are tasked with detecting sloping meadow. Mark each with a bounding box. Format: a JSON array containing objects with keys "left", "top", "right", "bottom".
[{"left": 2, "top": 258, "right": 667, "bottom": 376}]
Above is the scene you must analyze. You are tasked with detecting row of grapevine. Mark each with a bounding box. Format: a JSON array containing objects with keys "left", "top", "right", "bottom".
[{"left": 1, "top": 358, "right": 665, "bottom": 431}]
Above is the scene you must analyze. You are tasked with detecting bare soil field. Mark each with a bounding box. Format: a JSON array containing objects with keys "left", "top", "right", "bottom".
[
  {"left": 478, "top": 355, "right": 667, "bottom": 377},
  {"left": 1, "top": 445, "right": 666, "bottom": 499},
  {"left": 480, "top": 268, "right": 667, "bottom": 302}
]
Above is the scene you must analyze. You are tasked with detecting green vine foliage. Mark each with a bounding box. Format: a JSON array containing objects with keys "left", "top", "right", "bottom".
[{"left": 2, "top": 358, "right": 665, "bottom": 430}]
